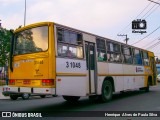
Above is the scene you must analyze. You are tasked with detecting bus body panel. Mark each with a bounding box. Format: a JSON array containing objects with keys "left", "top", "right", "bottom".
[
  {"left": 8, "top": 22, "right": 56, "bottom": 96},
  {"left": 108, "top": 63, "right": 124, "bottom": 91},
  {"left": 56, "top": 58, "right": 87, "bottom": 96},
  {"left": 56, "top": 76, "right": 87, "bottom": 96},
  {"left": 10, "top": 54, "right": 49, "bottom": 80},
  {"left": 83, "top": 33, "right": 96, "bottom": 43}
]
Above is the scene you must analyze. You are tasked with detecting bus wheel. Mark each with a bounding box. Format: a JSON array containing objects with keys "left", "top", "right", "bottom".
[
  {"left": 22, "top": 93, "right": 30, "bottom": 100},
  {"left": 10, "top": 95, "right": 18, "bottom": 100},
  {"left": 63, "top": 96, "right": 80, "bottom": 102},
  {"left": 101, "top": 80, "right": 113, "bottom": 102},
  {"left": 40, "top": 95, "right": 46, "bottom": 98}
]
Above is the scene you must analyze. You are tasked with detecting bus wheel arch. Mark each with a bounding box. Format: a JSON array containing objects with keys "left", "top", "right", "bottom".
[{"left": 100, "top": 76, "right": 115, "bottom": 102}]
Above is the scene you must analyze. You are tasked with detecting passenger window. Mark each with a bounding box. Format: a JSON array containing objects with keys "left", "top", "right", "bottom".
[
  {"left": 142, "top": 51, "right": 149, "bottom": 66},
  {"left": 57, "top": 28, "right": 83, "bottom": 59},
  {"left": 107, "top": 42, "right": 122, "bottom": 63},
  {"left": 57, "top": 44, "right": 68, "bottom": 57},
  {"left": 133, "top": 48, "right": 142, "bottom": 65},
  {"left": 96, "top": 38, "right": 107, "bottom": 61},
  {"left": 122, "top": 45, "right": 133, "bottom": 64}
]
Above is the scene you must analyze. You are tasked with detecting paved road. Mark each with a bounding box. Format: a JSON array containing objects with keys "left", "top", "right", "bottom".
[{"left": 0, "top": 84, "right": 160, "bottom": 119}]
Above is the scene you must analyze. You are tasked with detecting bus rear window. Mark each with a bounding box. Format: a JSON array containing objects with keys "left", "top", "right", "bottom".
[{"left": 14, "top": 26, "right": 48, "bottom": 55}]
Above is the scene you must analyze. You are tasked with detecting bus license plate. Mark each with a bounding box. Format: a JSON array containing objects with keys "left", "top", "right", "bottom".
[{"left": 23, "top": 80, "right": 30, "bottom": 84}]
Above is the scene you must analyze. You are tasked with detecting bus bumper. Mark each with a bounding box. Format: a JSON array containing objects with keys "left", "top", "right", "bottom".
[{"left": 2, "top": 86, "right": 56, "bottom": 96}]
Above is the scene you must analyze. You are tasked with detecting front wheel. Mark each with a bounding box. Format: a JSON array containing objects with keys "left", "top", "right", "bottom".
[
  {"left": 10, "top": 95, "right": 18, "bottom": 100},
  {"left": 101, "top": 80, "right": 113, "bottom": 102},
  {"left": 63, "top": 96, "right": 80, "bottom": 102}
]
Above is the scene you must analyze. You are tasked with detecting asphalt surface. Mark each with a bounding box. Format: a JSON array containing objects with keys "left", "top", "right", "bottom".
[{"left": 0, "top": 84, "right": 160, "bottom": 120}]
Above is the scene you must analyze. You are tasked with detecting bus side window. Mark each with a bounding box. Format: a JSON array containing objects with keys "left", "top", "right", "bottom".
[
  {"left": 122, "top": 45, "right": 133, "bottom": 64},
  {"left": 57, "top": 44, "right": 68, "bottom": 57},
  {"left": 142, "top": 51, "right": 149, "bottom": 66},
  {"left": 107, "top": 42, "right": 122, "bottom": 63},
  {"left": 107, "top": 53, "right": 114, "bottom": 62},
  {"left": 57, "top": 28, "right": 83, "bottom": 59},
  {"left": 96, "top": 38, "right": 107, "bottom": 62},
  {"left": 133, "top": 48, "right": 142, "bottom": 65},
  {"left": 57, "top": 28, "right": 63, "bottom": 42}
]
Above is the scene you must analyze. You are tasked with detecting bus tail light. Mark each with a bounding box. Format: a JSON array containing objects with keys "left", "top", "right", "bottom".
[
  {"left": 9, "top": 79, "right": 15, "bottom": 85},
  {"left": 42, "top": 79, "right": 54, "bottom": 86},
  {"left": 3, "top": 87, "right": 10, "bottom": 92}
]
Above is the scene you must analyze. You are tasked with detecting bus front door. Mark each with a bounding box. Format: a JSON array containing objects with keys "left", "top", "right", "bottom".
[{"left": 85, "top": 42, "right": 96, "bottom": 94}]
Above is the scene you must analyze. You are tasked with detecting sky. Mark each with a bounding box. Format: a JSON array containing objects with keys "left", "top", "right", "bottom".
[{"left": 0, "top": 0, "right": 160, "bottom": 58}]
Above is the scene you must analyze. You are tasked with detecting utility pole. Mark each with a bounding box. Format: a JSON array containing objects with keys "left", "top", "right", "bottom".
[
  {"left": 24, "top": 0, "right": 27, "bottom": 26},
  {"left": 117, "top": 34, "right": 129, "bottom": 44}
]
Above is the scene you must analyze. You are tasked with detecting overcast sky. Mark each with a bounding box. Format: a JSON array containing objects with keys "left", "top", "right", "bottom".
[{"left": 0, "top": 0, "right": 160, "bottom": 57}]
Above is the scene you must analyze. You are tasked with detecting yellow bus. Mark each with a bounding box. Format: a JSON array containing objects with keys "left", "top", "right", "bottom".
[{"left": 6, "top": 22, "right": 157, "bottom": 102}]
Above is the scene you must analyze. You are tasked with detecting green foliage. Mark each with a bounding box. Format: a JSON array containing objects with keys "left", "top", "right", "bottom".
[{"left": 0, "top": 28, "right": 11, "bottom": 66}]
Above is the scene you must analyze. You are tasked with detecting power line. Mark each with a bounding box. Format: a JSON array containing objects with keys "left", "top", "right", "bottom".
[
  {"left": 144, "top": 4, "right": 160, "bottom": 19},
  {"left": 117, "top": 0, "right": 160, "bottom": 39},
  {"left": 149, "top": 43, "right": 160, "bottom": 53},
  {"left": 142, "top": 36, "right": 160, "bottom": 48},
  {"left": 122, "top": 3, "right": 159, "bottom": 37},
  {"left": 130, "top": 0, "right": 160, "bottom": 46},
  {"left": 117, "top": 2, "right": 152, "bottom": 35},
  {"left": 146, "top": 40, "right": 160, "bottom": 49},
  {"left": 148, "top": 0, "right": 160, "bottom": 5},
  {"left": 127, "top": 2, "right": 159, "bottom": 34},
  {"left": 131, "top": 25, "right": 160, "bottom": 45},
  {"left": 141, "top": 3, "right": 157, "bottom": 19}
]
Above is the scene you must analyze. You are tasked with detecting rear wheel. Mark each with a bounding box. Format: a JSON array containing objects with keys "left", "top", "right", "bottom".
[
  {"left": 10, "top": 95, "right": 18, "bottom": 100},
  {"left": 63, "top": 96, "right": 80, "bottom": 102},
  {"left": 22, "top": 93, "right": 30, "bottom": 100},
  {"left": 100, "top": 80, "right": 113, "bottom": 102}
]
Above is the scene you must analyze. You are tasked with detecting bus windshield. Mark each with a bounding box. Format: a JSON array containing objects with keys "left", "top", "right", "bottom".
[{"left": 14, "top": 26, "right": 48, "bottom": 55}]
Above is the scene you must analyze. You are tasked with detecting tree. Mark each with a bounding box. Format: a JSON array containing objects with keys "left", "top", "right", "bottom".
[{"left": 0, "top": 27, "right": 11, "bottom": 66}]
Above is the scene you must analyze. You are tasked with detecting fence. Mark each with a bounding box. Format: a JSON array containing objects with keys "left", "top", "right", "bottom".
[{"left": 0, "top": 67, "right": 8, "bottom": 86}]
